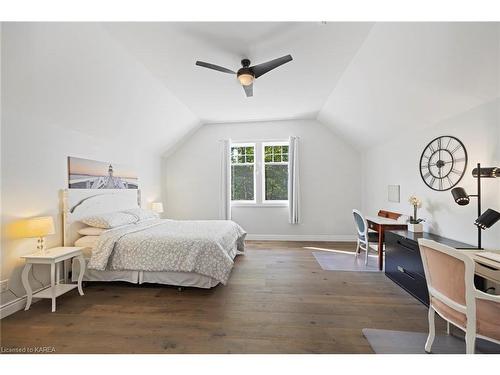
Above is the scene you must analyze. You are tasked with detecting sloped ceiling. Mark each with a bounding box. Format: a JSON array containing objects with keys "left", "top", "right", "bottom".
[
  {"left": 104, "top": 22, "right": 500, "bottom": 152},
  {"left": 318, "top": 22, "right": 500, "bottom": 149},
  {"left": 5, "top": 22, "right": 498, "bottom": 154},
  {"left": 103, "top": 22, "right": 374, "bottom": 124},
  {"left": 2, "top": 22, "right": 200, "bottom": 156}
]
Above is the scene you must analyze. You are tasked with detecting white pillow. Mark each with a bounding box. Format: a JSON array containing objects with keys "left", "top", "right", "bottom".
[
  {"left": 74, "top": 235, "right": 100, "bottom": 248},
  {"left": 81, "top": 211, "right": 137, "bottom": 229},
  {"left": 78, "top": 227, "right": 107, "bottom": 236},
  {"left": 121, "top": 208, "right": 159, "bottom": 222}
]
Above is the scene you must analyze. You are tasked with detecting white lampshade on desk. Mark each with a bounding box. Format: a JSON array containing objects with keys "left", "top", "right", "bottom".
[
  {"left": 151, "top": 202, "right": 164, "bottom": 214},
  {"left": 8, "top": 216, "right": 55, "bottom": 253}
]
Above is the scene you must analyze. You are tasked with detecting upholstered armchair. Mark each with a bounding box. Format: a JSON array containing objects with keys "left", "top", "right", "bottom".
[{"left": 418, "top": 239, "right": 500, "bottom": 354}]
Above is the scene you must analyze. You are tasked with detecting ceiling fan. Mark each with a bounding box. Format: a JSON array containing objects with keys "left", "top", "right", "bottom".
[{"left": 195, "top": 54, "right": 293, "bottom": 97}]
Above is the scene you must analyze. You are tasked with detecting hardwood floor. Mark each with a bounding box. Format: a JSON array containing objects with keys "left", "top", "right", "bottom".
[{"left": 0, "top": 241, "right": 444, "bottom": 353}]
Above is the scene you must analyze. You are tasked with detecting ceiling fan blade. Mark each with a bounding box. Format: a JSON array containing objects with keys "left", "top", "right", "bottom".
[
  {"left": 250, "top": 54, "right": 293, "bottom": 79},
  {"left": 195, "top": 61, "right": 235, "bottom": 74},
  {"left": 243, "top": 83, "right": 253, "bottom": 98}
]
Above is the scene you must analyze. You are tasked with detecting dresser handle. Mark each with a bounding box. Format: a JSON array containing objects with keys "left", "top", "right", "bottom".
[{"left": 397, "top": 265, "right": 415, "bottom": 280}]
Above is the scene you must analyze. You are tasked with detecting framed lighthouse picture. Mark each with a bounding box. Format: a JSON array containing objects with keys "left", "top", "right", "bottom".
[{"left": 68, "top": 156, "right": 138, "bottom": 189}]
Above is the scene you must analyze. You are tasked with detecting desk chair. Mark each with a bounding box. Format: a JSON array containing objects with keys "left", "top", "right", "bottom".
[
  {"left": 352, "top": 209, "right": 379, "bottom": 265},
  {"left": 418, "top": 239, "right": 500, "bottom": 354}
]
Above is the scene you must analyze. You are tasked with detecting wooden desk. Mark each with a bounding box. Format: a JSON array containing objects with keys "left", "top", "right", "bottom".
[
  {"left": 460, "top": 250, "right": 500, "bottom": 284},
  {"left": 366, "top": 216, "right": 407, "bottom": 270}
]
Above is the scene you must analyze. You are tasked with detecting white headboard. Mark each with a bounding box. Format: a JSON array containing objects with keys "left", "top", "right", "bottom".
[{"left": 62, "top": 189, "right": 141, "bottom": 246}]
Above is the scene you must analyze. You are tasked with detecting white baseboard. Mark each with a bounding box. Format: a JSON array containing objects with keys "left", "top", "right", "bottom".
[
  {"left": 245, "top": 234, "right": 356, "bottom": 241},
  {"left": 0, "top": 285, "right": 49, "bottom": 319}
]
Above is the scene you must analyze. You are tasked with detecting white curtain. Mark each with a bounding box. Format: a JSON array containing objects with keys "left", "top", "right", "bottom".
[
  {"left": 288, "top": 136, "right": 300, "bottom": 224},
  {"left": 219, "top": 139, "right": 232, "bottom": 220}
]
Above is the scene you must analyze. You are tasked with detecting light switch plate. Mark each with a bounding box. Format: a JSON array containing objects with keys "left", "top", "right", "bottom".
[{"left": 388, "top": 185, "right": 400, "bottom": 203}]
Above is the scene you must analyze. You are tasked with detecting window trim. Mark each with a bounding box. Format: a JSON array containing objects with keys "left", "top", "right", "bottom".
[{"left": 230, "top": 140, "right": 289, "bottom": 207}]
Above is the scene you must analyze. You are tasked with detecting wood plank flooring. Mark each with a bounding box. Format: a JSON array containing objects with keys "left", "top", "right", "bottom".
[{"left": 0, "top": 241, "right": 445, "bottom": 353}]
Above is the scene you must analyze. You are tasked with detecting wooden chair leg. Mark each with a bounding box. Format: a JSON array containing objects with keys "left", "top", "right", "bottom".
[
  {"left": 425, "top": 307, "right": 436, "bottom": 353},
  {"left": 465, "top": 329, "right": 476, "bottom": 354}
]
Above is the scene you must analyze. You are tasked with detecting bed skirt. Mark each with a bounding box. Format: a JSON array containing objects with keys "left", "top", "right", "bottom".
[{"left": 71, "top": 257, "right": 220, "bottom": 289}]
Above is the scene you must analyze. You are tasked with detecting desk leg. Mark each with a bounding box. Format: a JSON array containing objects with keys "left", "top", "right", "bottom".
[
  {"left": 378, "top": 229, "right": 384, "bottom": 271},
  {"left": 22, "top": 263, "right": 33, "bottom": 311}
]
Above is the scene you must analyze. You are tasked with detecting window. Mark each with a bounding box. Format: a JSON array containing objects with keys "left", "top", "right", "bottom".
[
  {"left": 231, "top": 144, "right": 255, "bottom": 202},
  {"left": 263, "top": 143, "right": 288, "bottom": 202},
  {"left": 231, "top": 141, "right": 288, "bottom": 206}
]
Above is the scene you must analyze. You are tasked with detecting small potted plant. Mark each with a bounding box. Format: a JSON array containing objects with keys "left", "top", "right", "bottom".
[{"left": 408, "top": 195, "right": 425, "bottom": 232}]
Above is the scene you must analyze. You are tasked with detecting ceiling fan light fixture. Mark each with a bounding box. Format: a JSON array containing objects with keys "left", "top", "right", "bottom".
[{"left": 238, "top": 73, "right": 254, "bottom": 86}]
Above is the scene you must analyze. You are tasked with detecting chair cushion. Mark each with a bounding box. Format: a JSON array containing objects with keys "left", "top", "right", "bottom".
[
  {"left": 368, "top": 231, "right": 379, "bottom": 242},
  {"left": 432, "top": 297, "right": 466, "bottom": 328},
  {"left": 432, "top": 297, "right": 500, "bottom": 341},
  {"left": 358, "top": 231, "right": 379, "bottom": 242},
  {"left": 477, "top": 299, "right": 500, "bottom": 341}
]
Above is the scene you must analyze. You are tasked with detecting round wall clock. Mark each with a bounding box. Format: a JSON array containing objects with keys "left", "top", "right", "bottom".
[{"left": 419, "top": 136, "right": 468, "bottom": 191}]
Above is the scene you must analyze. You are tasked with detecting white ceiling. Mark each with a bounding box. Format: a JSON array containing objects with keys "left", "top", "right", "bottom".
[
  {"left": 8, "top": 22, "right": 497, "bottom": 155},
  {"left": 104, "top": 22, "right": 499, "bottom": 150},
  {"left": 103, "top": 22, "right": 374, "bottom": 124}
]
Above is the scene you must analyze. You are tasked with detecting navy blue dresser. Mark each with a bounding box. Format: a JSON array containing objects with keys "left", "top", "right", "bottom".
[{"left": 384, "top": 230, "right": 480, "bottom": 306}]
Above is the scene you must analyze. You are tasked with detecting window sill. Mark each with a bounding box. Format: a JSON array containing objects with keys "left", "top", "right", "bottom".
[{"left": 232, "top": 202, "right": 288, "bottom": 208}]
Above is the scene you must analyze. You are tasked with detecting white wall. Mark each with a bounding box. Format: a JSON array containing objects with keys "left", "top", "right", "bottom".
[
  {"left": 362, "top": 99, "right": 500, "bottom": 249},
  {"left": 0, "top": 23, "right": 193, "bottom": 308},
  {"left": 163, "top": 119, "right": 362, "bottom": 239}
]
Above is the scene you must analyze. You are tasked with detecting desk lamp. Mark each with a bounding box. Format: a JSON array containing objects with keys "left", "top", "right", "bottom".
[{"left": 451, "top": 163, "right": 499, "bottom": 249}]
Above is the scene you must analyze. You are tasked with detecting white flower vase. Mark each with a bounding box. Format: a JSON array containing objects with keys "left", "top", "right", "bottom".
[{"left": 408, "top": 223, "right": 423, "bottom": 232}]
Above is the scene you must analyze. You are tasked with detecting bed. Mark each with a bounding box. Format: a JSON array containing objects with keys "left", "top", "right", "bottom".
[{"left": 62, "top": 189, "right": 246, "bottom": 288}]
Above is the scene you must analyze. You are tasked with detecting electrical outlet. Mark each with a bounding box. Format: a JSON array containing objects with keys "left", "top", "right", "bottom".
[{"left": 0, "top": 279, "right": 8, "bottom": 293}]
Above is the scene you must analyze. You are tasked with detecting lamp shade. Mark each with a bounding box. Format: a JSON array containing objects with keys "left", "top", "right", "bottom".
[
  {"left": 474, "top": 209, "right": 500, "bottom": 230},
  {"left": 151, "top": 202, "right": 164, "bottom": 214},
  {"left": 451, "top": 187, "right": 470, "bottom": 206},
  {"left": 8, "top": 216, "right": 55, "bottom": 239},
  {"left": 472, "top": 167, "right": 500, "bottom": 178}
]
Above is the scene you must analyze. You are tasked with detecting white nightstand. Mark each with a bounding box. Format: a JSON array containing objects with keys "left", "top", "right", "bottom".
[{"left": 21, "top": 247, "right": 86, "bottom": 312}]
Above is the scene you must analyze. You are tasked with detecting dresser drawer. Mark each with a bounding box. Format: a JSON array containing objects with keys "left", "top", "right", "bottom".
[
  {"left": 386, "top": 263, "right": 429, "bottom": 306},
  {"left": 385, "top": 232, "right": 425, "bottom": 278},
  {"left": 385, "top": 231, "right": 429, "bottom": 306}
]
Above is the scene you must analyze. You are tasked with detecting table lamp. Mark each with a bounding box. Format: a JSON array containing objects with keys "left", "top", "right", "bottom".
[
  {"left": 151, "top": 202, "right": 164, "bottom": 214},
  {"left": 8, "top": 216, "right": 55, "bottom": 254}
]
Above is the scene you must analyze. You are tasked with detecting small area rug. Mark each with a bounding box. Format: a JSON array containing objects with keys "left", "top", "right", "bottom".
[
  {"left": 362, "top": 328, "right": 500, "bottom": 354},
  {"left": 312, "top": 251, "right": 380, "bottom": 272}
]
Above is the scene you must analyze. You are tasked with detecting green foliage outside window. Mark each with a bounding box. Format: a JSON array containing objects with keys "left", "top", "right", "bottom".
[
  {"left": 231, "top": 144, "right": 288, "bottom": 202},
  {"left": 231, "top": 146, "right": 254, "bottom": 201},
  {"left": 265, "top": 164, "right": 288, "bottom": 200}
]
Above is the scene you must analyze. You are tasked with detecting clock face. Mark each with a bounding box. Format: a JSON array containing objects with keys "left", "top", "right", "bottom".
[{"left": 419, "top": 136, "right": 468, "bottom": 191}]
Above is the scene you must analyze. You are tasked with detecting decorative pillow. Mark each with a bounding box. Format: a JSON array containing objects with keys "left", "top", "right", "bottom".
[
  {"left": 81, "top": 211, "right": 137, "bottom": 229},
  {"left": 74, "top": 235, "right": 100, "bottom": 248},
  {"left": 78, "top": 227, "right": 107, "bottom": 236},
  {"left": 121, "top": 208, "right": 159, "bottom": 222}
]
